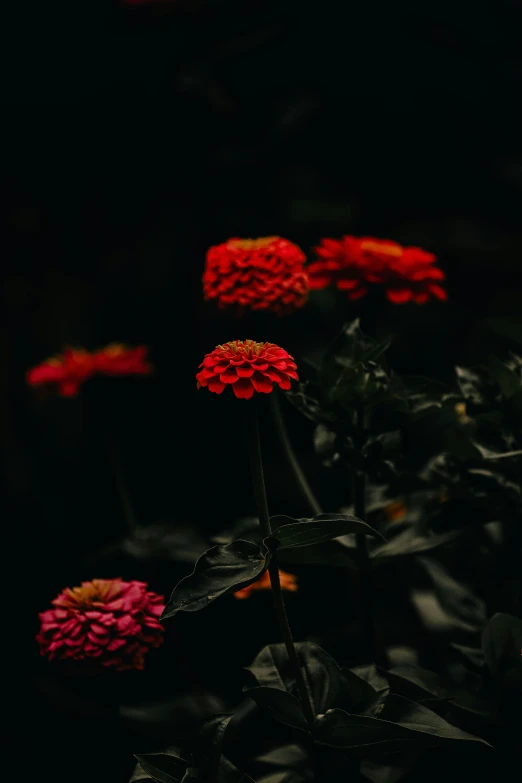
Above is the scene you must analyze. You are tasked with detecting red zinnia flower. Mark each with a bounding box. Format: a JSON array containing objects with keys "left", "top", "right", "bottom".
[
  {"left": 37, "top": 578, "right": 165, "bottom": 672},
  {"left": 233, "top": 568, "right": 298, "bottom": 599},
  {"left": 203, "top": 236, "right": 309, "bottom": 316},
  {"left": 308, "top": 236, "right": 447, "bottom": 304},
  {"left": 91, "top": 344, "right": 151, "bottom": 376},
  {"left": 196, "top": 340, "right": 298, "bottom": 399},
  {"left": 27, "top": 344, "right": 152, "bottom": 397},
  {"left": 27, "top": 348, "right": 95, "bottom": 397}
]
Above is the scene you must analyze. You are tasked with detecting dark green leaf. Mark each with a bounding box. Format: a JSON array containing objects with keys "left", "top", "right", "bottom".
[
  {"left": 360, "top": 755, "right": 419, "bottom": 783},
  {"left": 256, "top": 745, "right": 309, "bottom": 767},
  {"left": 246, "top": 686, "right": 308, "bottom": 732},
  {"left": 256, "top": 745, "right": 311, "bottom": 783},
  {"left": 418, "top": 557, "right": 487, "bottom": 632},
  {"left": 350, "top": 665, "right": 389, "bottom": 697},
  {"left": 386, "top": 665, "right": 496, "bottom": 719},
  {"left": 370, "top": 527, "right": 464, "bottom": 561},
  {"left": 134, "top": 753, "right": 188, "bottom": 783},
  {"left": 246, "top": 642, "right": 351, "bottom": 714},
  {"left": 487, "top": 356, "right": 521, "bottom": 400},
  {"left": 181, "top": 770, "right": 203, "bottom": 782},
  {"left": 455, "top": 366, "right": 490, "bottom": 407},
  {"left": 285, "top": 383, "right": 335, "bottom": 427},
  {"left": 218, "top": 755, "right": 256, "bottom": 783},
  {"left": 313, "top": 695, "right": 490, "bottom": 753},
  {"left": 131, "top": 764, "right": 154, "bottom": 783},
  {"left": 482, "top": 613, "right": 522, "bottom": 690},
  {"left": 346, "top": 665, "right": 390, "bottom": 715},
  {"left": 161, "top": 541, "right": 268, "bottom": 620},
  {"left": 270, "top": 514, "right": 385, "bottom": 550}
]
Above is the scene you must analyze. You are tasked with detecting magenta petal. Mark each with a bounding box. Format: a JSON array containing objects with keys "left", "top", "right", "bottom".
[{"left": 107, "top": 638, "right": 127, "bottom": 651}]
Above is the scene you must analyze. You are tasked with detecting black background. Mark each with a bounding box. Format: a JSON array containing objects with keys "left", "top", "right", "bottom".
[{"left": 4, "top": 1, "right": 522, "bottom": 781}]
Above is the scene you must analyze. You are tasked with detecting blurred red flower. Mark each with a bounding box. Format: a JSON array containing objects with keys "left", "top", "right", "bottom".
[
  {"left": 92, "top": 344, "right": 151, "bottom": 376},
  {"left": 37, "top": 578, "right": 165, "bottom": 671},
  {"left": 308, "top": 236, "right": 447, "bottom": 304},
  {"left": 27, "top": 344, "right": 151, "bottom": 396},
  {"left": 196, "top": 340, "right": 298, "bottom": 399},
  {"left": 203, "top": 236, "right": 309, "bottom": 316},
  {"left": 27, "top": 348, "right": 95, "bottom": 397},
  {"left": 233, "top": 568, "right": 298, "bottom": 599}
]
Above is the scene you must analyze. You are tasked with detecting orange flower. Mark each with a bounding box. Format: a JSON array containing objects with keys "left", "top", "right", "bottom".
[
  {"left": 384, "top": 500, "right": 407, "bottom": 522},
  {"left": 233, "top": 569, "right": 298, "bottom": 599}
]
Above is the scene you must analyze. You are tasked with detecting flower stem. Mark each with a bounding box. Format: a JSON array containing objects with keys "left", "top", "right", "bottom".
[
  {"left": 246, "top": 404, "right": 315, "bottom": 726},
  {"left": 105, "top": 434, "right": 138, "bottom": 534},
  {"left": 270, "top": 392, "right": 322, "bottom": 516},
  {"left": 353, "top": 405, "right": 376, "bottom": 662}
]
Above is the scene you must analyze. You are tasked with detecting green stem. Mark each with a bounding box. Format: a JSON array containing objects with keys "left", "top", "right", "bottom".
[
  {"left": 246, "top": 404, "right": 315, "bottom": 726},
  {"left": 353, "top": 405, "right": 376, "bottom": 662},
  {"left": 270, "top": 392, "right": 323, "bottom": 516},
  {"left": 105, "top": 434, "right": 138, "bottom": 534}
]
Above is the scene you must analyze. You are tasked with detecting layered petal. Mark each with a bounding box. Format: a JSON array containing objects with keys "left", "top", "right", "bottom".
[
  {"left": 36, "top": 578, "right": 165, "bottom": 672},
  {"left": 27, "top": 344, "right": 152, "bottom": 396},
  {"left": 196, "top": 340, "right": 299, "bottom": 400},
  {"left": 309, "top": 235, "right": 447, "bottom": 304},
  {"left": 203, "top": 236, "right": 309, "bottom": 316}
]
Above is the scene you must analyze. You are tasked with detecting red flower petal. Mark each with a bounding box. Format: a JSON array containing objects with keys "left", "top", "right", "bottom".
[
  {"left": 251, "top": 373, "right": 274, "bottom": 394},
  {"left": 233, "top": 378, "right": 255, "bottom": 399},
  {"left": 387, "top": 289, "right": 413, "bottom": 304},
  {"left": 236, "top": 366, "right": 255, "bottom": 377},
  {"left": 219, "top": 368, "right": 239, "bottom": 384}
]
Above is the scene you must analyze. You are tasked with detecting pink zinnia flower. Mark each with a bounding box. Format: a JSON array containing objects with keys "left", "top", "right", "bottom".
[{"left": 37, "top": 578, "right": 165, "bottom": 672}]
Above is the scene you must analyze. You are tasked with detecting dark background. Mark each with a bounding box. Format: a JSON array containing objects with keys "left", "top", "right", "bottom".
[{"left": 4, "top": 1, "right": 522, "bottom": 781}]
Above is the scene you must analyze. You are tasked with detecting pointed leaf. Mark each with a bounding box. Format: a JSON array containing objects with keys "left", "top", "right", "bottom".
[
  {"left": 246, "top": 642, "right": 351, "bottom": 714},
  {"left": 182, "top": 770, "right": 203, "bottom": 782},
  {"left": 270, "top": 514, "right": 385, "bottom": 550},
  {"left": 487, "top": 356, "right": 521, "bottom": 400},
  {"left": 360, "top": 755, "right": 419, "bottom": 783},
  {"left": 386, "top": 665, "right": 496, "bottom": 719},
  {"left": 161, "top": 541, "right": 268, "bottom": 620},
  {"left": 346, "top": 665, "right": 390, "bottom": 715},
  {"left": 418, "top": 557, "right": 486, "bottom": 633},
  {"left": 455, "top": 366, "right": 491, "bottom": 407},
  {"left": 482, "top": 613, "right": 522, "bottom": 690},
  {"left": 313, "top": 695, "right": 490, "bottom": 753},
  {"left": 371, "top": 527, "right": 464, "bottom": 561},
  {"left": 246, "top": 686, "right": 308, "bottom": 732},
  {"left": 131, "top": 764, "right": 155, "bottom": 783},
  {"left": 218, "top": 755, "right": 256, "bottom": 783},
  {"left": 135, "top": 753, "right": 188, "bottom": 783}
]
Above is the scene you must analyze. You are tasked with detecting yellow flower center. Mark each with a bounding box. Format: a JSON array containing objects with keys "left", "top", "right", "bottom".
[
  {"left": 361, "top": 240, "right": 402, "bottom": 258},
  {"left": 62, "top": 579, "right": 121, "bottom": 608},
  {"left": 228, "top": 236, "right": 280, "bottom": 251},
  {"left": 217, "top": 339, "right": 275, "bottom": 359}
]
